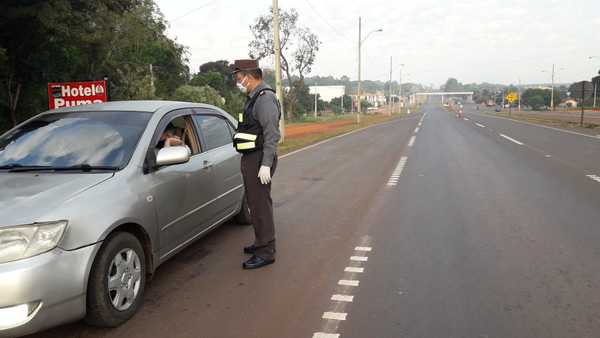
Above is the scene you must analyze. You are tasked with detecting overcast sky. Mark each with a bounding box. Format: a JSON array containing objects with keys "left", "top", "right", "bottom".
[{"left": 154, "top": 0, "right": 600, "bottom": 87}]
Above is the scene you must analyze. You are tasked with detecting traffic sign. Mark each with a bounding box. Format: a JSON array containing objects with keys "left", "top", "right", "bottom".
[{"left": 505, "top": 92, "right": 518, "bottom": 104}]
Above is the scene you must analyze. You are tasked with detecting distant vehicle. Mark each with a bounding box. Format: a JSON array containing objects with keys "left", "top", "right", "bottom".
[
  {"left": 495, "top": 106, "right": 502, "bottom": 112},
  {"left": 443, "top": 103, "right": 449, "bottom": 107},
  {"left": 0, "top": 101, "right": 249, "bottom": 337}
]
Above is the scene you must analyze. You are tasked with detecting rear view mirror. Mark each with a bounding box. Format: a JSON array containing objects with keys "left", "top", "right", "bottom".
[{"left": 155, "top": 146, "right": 190, "bottom": 167}]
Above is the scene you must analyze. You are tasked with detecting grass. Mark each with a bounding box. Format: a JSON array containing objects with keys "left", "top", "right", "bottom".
[
  {"left": 484, "top": 110, "right": 600, "bottom": 131},
  {"left": 278, "top": 113, "right": 409, "bottom": 155}
]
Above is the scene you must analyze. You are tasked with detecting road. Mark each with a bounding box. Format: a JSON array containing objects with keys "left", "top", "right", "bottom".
[{"left": 29, "top": 102, "right": 600, "bottom": 338}]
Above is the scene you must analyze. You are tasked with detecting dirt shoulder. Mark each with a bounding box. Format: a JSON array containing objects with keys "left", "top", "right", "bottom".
[
  {"left": 279, "top": 113, "right": 408, "bottom": 155},
  {"left": 481, "top": 109, "right": 600, "bottom": 137}
]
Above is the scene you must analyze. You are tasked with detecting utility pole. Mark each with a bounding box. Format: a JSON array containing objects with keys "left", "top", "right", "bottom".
[
  {"left": 389, "top": 56, "right": 393, "bottom": 115},
  {"left": 272, "top": 0, "right": 285, "bottom": 142},
  {"left": 518, "top": 78, "right": 522, "bottom": 112},
  {"left": 551, "top": 63, "right": 555, "bottom": 111},
  {"left": 357, "top": 16, "right": 362, "bottom": 124}
]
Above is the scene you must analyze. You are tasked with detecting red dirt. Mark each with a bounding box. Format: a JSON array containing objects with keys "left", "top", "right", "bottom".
[{"left": 285, "top": 119, "right": 356, "bottom": 138}]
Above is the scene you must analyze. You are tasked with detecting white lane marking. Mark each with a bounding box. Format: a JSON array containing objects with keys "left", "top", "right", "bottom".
[
  {"left": 313, "top": 333, "right": 340, "bottom": 338},
  {"left": 464, "top": 118, "right": 470, "bottom": 121},
  {"left": 408, "top": 136, "right": 416, "bottom": 147},
  {"left": 338, "top": 279, "right": 360, "bottom": 287},
  {"left": 345, "top": 267, "right": 365, "bottom": 273},
  {"left": 331, "top": 294, "right": 354, "bottom": 302},
  {"left": 387, "top": 156, "right": 408, "bottom": 187},
  {"left": 355, "top": 246, "right": 372, "bottom": 252},
  {"left": 499, "top": 133, "right": 524, "bottom": 145},
  {"left": 587, "top": 175, "right": 600, "bottom": 183},
  {"left": 545, "top": 154, "right": 552, "bottom": 158},
  {"left": 414, "top": 127, "right": 420, "bottom": 133},
  {"left": 475, "top": 123, "right": 486, "bottom": 128},
  {"left": 322, "top": 312, "right": 347, "bottom": 321},
  {"left": 350, "top": 256, "right": 368, "bottom": 262}
]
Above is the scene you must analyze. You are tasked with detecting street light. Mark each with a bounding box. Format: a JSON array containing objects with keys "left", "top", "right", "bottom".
[
  {"left": 357, "top": 16, "right": 382, "bottom": 123},
  {"left": 541, "top": 65, "right": 564, "bottom": 111}
]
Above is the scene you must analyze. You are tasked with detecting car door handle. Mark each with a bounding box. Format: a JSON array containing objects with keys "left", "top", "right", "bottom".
[{"left": 203, "top": 160, "right": 213, "bottom": 169}]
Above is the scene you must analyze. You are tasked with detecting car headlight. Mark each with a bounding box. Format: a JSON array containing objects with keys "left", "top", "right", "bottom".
[{"left": 0, "top": 221, "right": 67, "bottom": 264}]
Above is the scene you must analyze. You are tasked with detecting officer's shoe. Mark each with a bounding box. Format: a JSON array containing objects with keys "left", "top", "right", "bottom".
[
  {"left": 243, "top": 244, "right": 257, "bottom": 254},
  {"left": 243, "top": 255, "right": 275, "bottom": 269}
]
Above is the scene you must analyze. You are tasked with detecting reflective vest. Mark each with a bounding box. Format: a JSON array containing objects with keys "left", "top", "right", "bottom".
[{"left": 233, "top": 88, "right": 278, "bottom": 154}]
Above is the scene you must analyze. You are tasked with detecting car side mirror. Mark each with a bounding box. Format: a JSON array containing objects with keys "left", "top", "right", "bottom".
[{"left": 155, "top": 146, "right": 190, "bottom": 167}]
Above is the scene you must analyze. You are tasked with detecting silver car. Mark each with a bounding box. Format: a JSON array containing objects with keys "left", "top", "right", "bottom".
[{"left": 0, "top": 101, "right": 251, "bottom": 337}]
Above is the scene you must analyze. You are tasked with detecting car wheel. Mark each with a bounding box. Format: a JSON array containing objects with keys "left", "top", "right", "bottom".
[
  {"left": 85, "top": 232, "right": 146, "bottom": 327},
  {"left": 235, "top": 194, "right": 252, "bottom": 225}
]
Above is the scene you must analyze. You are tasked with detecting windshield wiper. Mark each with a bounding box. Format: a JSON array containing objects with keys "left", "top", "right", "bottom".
[
  {"left": 0, "top": 164, "right": 53, "bottom": 172},
  {"left": 51, "top": 164, "right": 120, "bottom": 172},
  {"left": 6, "top": 164, "right": 119, "bottom": 172}
]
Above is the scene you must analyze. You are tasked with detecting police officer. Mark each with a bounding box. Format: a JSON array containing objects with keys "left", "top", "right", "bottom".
[{"left": 231, "top": 59, "right": 281, "bottom": 269}]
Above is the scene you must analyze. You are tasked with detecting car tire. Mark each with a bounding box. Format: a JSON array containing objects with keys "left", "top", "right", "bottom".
[
  {"left": 85, "top": 232, "right": 146, "bottom": 327},
  {"left": 235, "top": 194, "right": 252, "bottom": 225}
]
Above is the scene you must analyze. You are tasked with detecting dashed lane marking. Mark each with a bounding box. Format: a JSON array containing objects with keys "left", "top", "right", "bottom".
[
  {"left": 350, "top": 256, "right": 368, "bottom": 262},
  {"left": 408, "top": 136, "right": 416, "bottom": 147},
  {"left": 313, "top": 333, "right": 340, "bottom": 338},
  {"left": 387, "top": 157, "right": 408, "bottom": 187},
  {"left": 338, "top": 279, "right": 360, "bottom": 287},
  {"left": 355, "top": 246, "right": 372, "bottom": 252},
  {"left": 322, "top": 312, "right": 347, "bottom": 321},
  {"left": 331, "top": 295, "right": 354, "bottom": 302},
  {"left": 587, "top": 175, "right": 600, "bottom": 183},
  {"left": 499, "top": 133, "right": 524, "bottom": 145},
  {"left": 464, "top": 118, "right": 470, "bottom": 121},
  {"left": 475, "top": 123, "right": 486, "bottom": 128},
  {"left": 414, "top": 127, "right": 420, "bottom": 133},
  {"left": 345, "top": 267, "right": 365, "bottom": 273}
]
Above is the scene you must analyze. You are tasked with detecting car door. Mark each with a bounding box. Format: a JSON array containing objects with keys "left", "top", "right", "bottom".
[
  {"left": 192, "top": 111, "right": 243, "bottom": 221},
  {"left": 145, "top": 109, "right": 218, "bottom": 260}
]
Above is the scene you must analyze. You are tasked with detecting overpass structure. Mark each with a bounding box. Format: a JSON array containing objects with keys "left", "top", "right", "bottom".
[{"left": 410, "top": 91, "right": 474, "bottom": 105}]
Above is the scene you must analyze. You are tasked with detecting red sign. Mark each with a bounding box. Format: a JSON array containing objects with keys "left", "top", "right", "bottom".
[{"left": 48, "top": 80, "right": 107, "bottom": 109}]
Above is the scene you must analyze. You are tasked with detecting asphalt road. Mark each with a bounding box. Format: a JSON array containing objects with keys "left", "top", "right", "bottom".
[{"left": 28, "top": 102, "right": 600, "bottom": 338}]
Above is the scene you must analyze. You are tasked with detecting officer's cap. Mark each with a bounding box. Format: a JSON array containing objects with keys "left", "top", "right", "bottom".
[{"left": 231, "top": 59, "right": 260, "bottom": 74}]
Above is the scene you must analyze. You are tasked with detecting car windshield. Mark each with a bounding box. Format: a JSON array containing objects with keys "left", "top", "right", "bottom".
[{"left": 0, "top": 111, "right": 151, "bottom": 170}]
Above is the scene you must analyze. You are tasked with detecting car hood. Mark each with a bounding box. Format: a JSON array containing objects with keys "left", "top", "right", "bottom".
[{"left": 0, "top": 173, "right": 114, "bottom": 227}]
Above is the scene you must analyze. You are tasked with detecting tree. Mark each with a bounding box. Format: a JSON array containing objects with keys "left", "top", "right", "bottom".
[
  {"left": 443, "top": 78, "right": 463, "bottom": 92},
  {"left": 0, "top": 0, "right": 188, "bottom": 131},
  {"left": 249, "top": 7, "right": 321, "bottom": 116},
  {"left": 172, "top": 85, "right": 224, "bottom": 107},
  {"left": 521, "top": 88, "right": 556, "bottom": 110},
  {"left": 331, "top": 95, "right": 352, "bottom": 113}
]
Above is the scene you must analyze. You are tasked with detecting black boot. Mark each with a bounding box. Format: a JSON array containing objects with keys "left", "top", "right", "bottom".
[{"left": 243, "top": 255, "right": 275, "bottom": 269}]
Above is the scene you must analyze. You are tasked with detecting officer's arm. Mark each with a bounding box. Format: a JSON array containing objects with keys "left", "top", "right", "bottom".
[{"left": 254, "top": 93, "right": 281, "bottom": 167}]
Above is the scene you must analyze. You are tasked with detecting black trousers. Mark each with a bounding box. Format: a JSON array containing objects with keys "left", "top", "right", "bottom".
[{"left": 241, "top": 151, "right": 278, "bottom": 259}]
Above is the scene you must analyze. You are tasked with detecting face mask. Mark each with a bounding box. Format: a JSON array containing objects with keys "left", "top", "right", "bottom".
[{"left": 237, "top": 76, "right": 249, "bottom": 94}]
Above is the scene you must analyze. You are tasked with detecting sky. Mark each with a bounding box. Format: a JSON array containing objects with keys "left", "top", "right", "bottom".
[{"left": 154, "top": 0, "right": 600, "bottom": 87}]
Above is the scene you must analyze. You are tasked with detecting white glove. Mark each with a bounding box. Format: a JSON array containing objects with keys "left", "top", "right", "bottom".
[{"left": 258, "top": 165, "right": 271, "bottom": 185}]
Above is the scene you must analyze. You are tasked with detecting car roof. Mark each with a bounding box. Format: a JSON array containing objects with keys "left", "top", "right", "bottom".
[{"left": 45, "top": 100, "right": 223, "bottom": 115}]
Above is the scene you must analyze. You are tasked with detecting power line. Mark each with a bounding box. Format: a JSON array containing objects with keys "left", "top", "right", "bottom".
[
  {"left": 302, "top": 0, "right": 351, "bottom": 42},
  {"left": 170, "top": 0, "right": 220, "bottom": 22}
]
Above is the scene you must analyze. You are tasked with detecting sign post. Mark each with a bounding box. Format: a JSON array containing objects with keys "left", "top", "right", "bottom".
[
  {"left": 48, "top": 80, "right": 108, "bottom": 110},
  {"left": 505, "top": 92, "right": 518, "bottom": 116}
]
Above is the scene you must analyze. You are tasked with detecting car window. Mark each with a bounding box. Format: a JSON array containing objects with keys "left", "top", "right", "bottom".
[
  {"left": 193, "top": 115, "right": 233, "bottom": 151},
  {"left": 0, "top": 111, "right": 151, "bottom": 168},
  {"left": 155, "top": 115, "right": 200, "bottom": 155}
]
